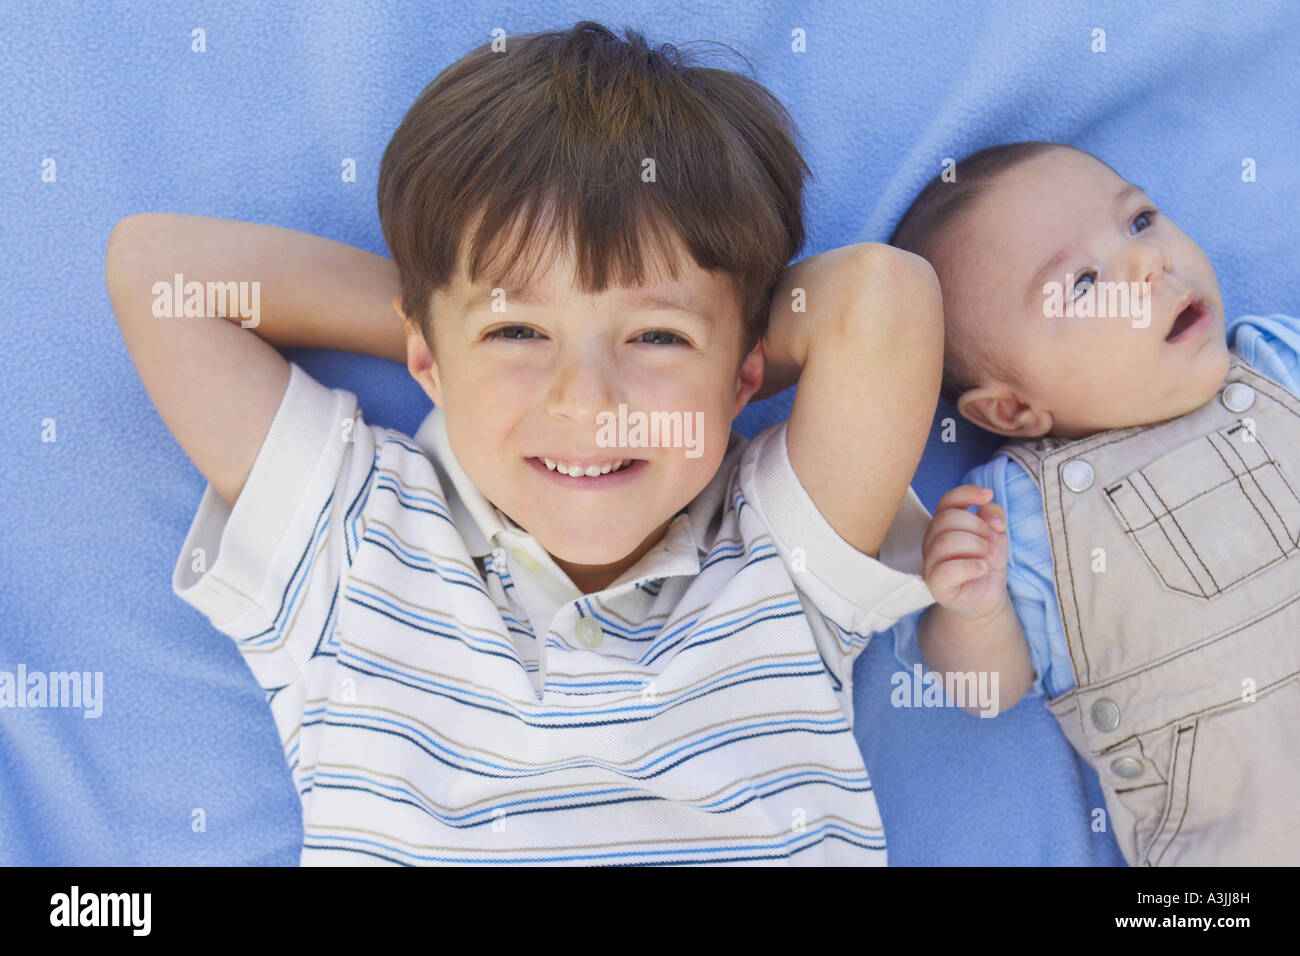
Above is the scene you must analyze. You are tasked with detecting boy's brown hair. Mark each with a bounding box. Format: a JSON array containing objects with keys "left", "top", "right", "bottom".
[{"left": 377, "top": 21, "right": 811, "bottom": 366}]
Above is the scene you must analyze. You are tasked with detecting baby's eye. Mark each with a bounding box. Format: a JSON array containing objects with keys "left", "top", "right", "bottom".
[
  {"left": 1071, "top": 271, "right": 1096, "bottom": 300},
  {"left": 636, "top": 330, "right": 687, "bottom": 346},
  {"left": 1130, "top": 209, "right": 1157, "bottom": 234},
  {"left": 487, "top": 325, "right": 539, "bottom": 341}
]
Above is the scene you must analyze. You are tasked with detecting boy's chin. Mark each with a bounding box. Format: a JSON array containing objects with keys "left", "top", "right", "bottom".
[{"left": 539, "top": 533, "right": 646, "bottom": 566}]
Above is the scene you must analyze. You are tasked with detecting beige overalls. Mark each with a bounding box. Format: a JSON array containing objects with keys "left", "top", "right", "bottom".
[{"left": 996, "top": 355, "right": 1300, "bottom": 865}]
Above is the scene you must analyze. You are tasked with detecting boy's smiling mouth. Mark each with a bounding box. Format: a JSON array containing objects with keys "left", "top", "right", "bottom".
[{"left": 526, "top": 456, "right": 645, "bottom": 482}]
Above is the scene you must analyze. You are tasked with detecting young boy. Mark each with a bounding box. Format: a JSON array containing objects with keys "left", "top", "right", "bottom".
[
  {"left": 889, "top": 141, "right": 1300, "bottom": 865},
  {"left": 105, "top": 22, "right": 942, "bottom": 865}
]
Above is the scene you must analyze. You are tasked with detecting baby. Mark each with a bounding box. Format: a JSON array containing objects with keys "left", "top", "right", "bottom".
[
  {"left": 107, "top": 21, "right": 941, "bottom": 865},
  {"left": 889, "top": 141, "right": 1300, "bottom": 866}
]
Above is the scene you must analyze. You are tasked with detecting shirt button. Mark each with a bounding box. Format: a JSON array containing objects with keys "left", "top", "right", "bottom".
[
  {"left": 1061, "top": 459, "right": 1094, "bottom": 492},
  {"left": 1036, "top": 437, "right": 1060, "bottom": 453},
  {"left": 511, "top": 548, "right": 540, "bottom": 573},
  {"left": 1110, "top": 756, "right": 1144, "bottom": 779},
  {"left": 574, "top": 617, "right": 604, "bottom": 648},
  {"left": 1221, "top": 382, "right": 1255, "bottom": 413},
  {"left": 1090, "top": 698, "right": 1120, "bottom": 732}
]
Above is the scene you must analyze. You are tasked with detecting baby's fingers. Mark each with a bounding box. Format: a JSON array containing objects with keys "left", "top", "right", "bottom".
[
  {"left": 926, "top": 556, "right": 990, "bottom": 605},
  {"left": 933, "top": 484, "right": 994, "bottom": 516},
  {"left": 974, "top": 504, "right": 1009, "bottom": 567},
  {"left": 976, "top": 501, "right": 1006, "bottom": 531},
  {"left": 923, "top": 528, "right": 992, "bottom": 576}
]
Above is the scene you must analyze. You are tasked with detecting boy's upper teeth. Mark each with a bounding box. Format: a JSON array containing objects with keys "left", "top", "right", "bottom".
[{"left": 543, "top": 458, "right": 631, "bottom": 476}]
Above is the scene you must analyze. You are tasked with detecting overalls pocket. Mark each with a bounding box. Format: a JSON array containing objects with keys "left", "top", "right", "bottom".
[{"left": 1103, "top": 423, "right": 1300, "bottom": 600}]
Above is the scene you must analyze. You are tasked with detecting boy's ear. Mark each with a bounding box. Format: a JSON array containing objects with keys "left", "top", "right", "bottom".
[
  {"left": 956, "top": 381, "right": 1053, "bottom": 439},
  {"left": 394, "top": 296, "right": 443, "bottom": 406},
  {"left": 731, "top": 339, "right": 765, "bottom": 419}
]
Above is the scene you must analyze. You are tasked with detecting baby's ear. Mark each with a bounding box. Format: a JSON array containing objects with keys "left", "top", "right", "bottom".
[{"left": 956, "top": 385, "right": 1050, "bottom": 438}]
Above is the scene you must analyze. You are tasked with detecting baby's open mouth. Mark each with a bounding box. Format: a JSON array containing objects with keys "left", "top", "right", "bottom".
[{"left": 1165, "top": 298, "right": 1210, "bottom": 342}]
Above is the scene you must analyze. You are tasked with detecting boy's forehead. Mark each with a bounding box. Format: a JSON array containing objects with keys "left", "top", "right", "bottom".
[{"left": 442, "top": 247, "right": 735, "bottom": 326}]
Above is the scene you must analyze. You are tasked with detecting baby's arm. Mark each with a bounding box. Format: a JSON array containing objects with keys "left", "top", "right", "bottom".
[
  {"left": 105, "top": 214, "right": 403, "bottom": 509},
  {"left": 918, "top": 484, "right": 1035, "bottom": 715}
]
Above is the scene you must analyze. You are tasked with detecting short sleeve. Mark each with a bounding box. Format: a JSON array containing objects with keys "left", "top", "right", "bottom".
[
  {"left": 1227, "top": 313, "right": 1300, "bottom": 392},
  {"left": 739, "top": 420, "right": 936, "bottom": 686},
  {"left": 171, "top": 361, "right": 381, "bottom": 690},
  {"left": 889, "top": 456, "right": 1076, "bottom": 699}
]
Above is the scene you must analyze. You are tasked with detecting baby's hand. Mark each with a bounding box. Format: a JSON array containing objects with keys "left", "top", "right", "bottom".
[{"left": 922, "top": 485, "right": 1009, "bottom": 622}]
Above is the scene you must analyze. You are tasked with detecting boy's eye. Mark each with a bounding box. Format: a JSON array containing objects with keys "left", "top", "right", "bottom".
[
  {"left": 1071, "top": 271, "right": 1096, "bottom": 300},
  {"left": 1130, "top": 209, "right": 1157, "bottom": 234},
  {"left": 637, "top": 330, "right": 687, "bottom": 346},
  {"left": 487, "top": 325, "right": 538, "bottom": 341},
  {"left": 485, "top": 326, "right": 688, "bottom": 346}
]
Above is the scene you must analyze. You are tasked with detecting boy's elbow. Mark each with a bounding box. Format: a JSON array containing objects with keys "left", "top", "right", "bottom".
[
  {"left": 105, "top": 214, "right": 164, "bottom": 312},
  {"left": 840, "top": 243, "right": 942, "bottom": 341}
]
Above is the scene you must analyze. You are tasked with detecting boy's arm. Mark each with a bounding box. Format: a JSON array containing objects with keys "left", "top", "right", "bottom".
[
  {"left": 105, "top": 213, "right": 404, "bottom": 510},
  {"left": 759, "top": 242, "right": 943, "bottom": 558}
]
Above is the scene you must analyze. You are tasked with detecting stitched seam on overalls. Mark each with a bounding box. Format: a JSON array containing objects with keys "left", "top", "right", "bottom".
[
  {"left": 1083, "top": 584, "right": 1300, "bottom": 687},
  {"left": 1103, "top": 482, "right": 1204, "bottom": 598},
  {"left": 1089, "top": 667, "right": 1300, "bottom": 745},
  {"left": 1109, "top": 461, "right": 1275, "bottom": 532},
  {"left": 1245, "top": 420, "right": 1300, "bottom": 528},
  {"left": 1131, "top": 470, "right": 1216, "bottom": 597},
  {"left": 1065, "top": 586, "right": 1300, "bottom": 746},
  {"left": 1055, "top": 472, "right": 1092, "bottom": 681},
  {"left": 1149, "top": 724, "right": 1196, "bottom": 866},
  {"left": 1114, "top": 781, "right": 1162, "bottom": 793},
  {"left": 1213, "top": 428, "right": 1293, "bottom": 557},
  {"left": 998, "top": 444, "right": 1097, "bottom": 683}
]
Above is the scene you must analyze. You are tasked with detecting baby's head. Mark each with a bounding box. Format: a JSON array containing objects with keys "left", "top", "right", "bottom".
[
  {"left": 892, "top": 142, "right": 1231, "bottom": 440},
  {"left": 376, "top": 22, "right": 808, "bottom": 588}
]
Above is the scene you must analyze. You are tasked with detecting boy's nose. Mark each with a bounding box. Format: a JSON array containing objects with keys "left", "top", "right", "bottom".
[{"left": 545, "top": 348, "right": 621, "bottom": 421}]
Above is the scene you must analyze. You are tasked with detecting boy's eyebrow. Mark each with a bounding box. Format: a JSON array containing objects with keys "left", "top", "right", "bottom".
[
  {"left": 460, "top": 284, "right": 714, "bottom": 322},
  {"left": 1025, "top": 183, "right": 1149, "bottom": 303}
]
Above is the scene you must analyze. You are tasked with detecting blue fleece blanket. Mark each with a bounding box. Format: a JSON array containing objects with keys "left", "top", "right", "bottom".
[{"left": 2, "top": 0, "right": 1296, "bottom": 865}]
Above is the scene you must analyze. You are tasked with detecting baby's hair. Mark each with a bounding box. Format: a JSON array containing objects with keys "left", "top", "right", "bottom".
[
  {"left": 378, "top": 20, "right": 811, "bottom": 365},
  {"left": 890, "top": 140, "right": 1070, "bottom": 403}
]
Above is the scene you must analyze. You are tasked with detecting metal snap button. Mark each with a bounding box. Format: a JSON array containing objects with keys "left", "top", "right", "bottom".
[
  {"left": 1061, "top": 459, "right": 1094, "bottom": 492},
  {"left": 1036, "top": 437, "right": 1059, "bottom": 453},
  {"left": 574, "top": 617, "right": 604, "bottom": 648},
  {"left": 510, "top": 548, "right": 540, "bottom": 573},
  {"left": 1221, "top": 382, "right": 1255, "bottom": 413},
  {"left": 1110, "top": 756, "right": 1144, "bottom": 779},
  {"left": 1090, "top": 698, "right": 1120, "bottom": 732}
]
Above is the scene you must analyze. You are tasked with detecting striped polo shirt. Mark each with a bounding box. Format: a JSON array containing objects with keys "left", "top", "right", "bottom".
[{"left": 172, "top": 361, "right": 935, "bottom": 865}]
